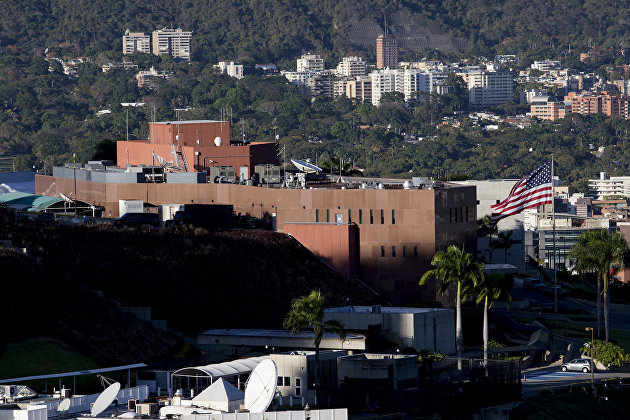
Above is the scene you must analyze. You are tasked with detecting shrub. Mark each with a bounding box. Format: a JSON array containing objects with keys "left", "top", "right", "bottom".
[{"left": 581, "top": 340, "right": 630, "bottom": 367}]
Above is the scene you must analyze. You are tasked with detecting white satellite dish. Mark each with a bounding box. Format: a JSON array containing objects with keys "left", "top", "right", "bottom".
[
  {"left": 57, "top": 398, "right": 71, "bottom": 412},
  {"left": 60, "top": 192, "right": 75, "bottom": 203},
  {"left": 291, "top": 159, "right": 322, "bottom": 174},
  {"left": 90, "top": 382, "right": 120, "bottom": 417},
  {"left": 118, "top": 412, "right": 140, "bottom": 418},
  {"left": 243, "top": 359, "right": 277, "bottom": 413}
]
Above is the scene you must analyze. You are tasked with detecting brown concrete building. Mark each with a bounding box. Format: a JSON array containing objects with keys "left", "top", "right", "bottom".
[
  {"left": 118, "top": 120, "right": 279, "bottom": 177},
  {"left": 530, "top": 96, "right": 567, "bottom": 121},
  {"left": 565, "top": 92, "right": 630, "bottom": 119},
  {"left": 376, "top": 34, "right": 398, "bottom": 69},
  {"left": 36, "top": 173, "right": 476, "bottom": 304}
]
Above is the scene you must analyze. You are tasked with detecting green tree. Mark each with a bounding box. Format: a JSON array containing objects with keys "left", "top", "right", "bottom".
[
  {"left": 419, "top": 245, "right": 484, "bottom": 370},
  {"left": 491, "top": 230, "right": 519, "bottom": 264},
  {"left": 283, "top": 290, "right": 345, "bottom": 405},
  {"left": 474, "top": 273, "right": 512, "bottom": 368},
  {"left": 570, "top": 230, "right": 629, "bottom": 342}
]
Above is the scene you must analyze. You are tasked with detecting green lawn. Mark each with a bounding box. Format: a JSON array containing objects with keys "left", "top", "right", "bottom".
[{"left": 0, "top": 338, "right": 102, "bottom": 393}]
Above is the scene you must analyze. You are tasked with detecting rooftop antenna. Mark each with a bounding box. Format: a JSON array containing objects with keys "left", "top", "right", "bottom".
[{"left": 384, "top": 14, "right": 388, "bottom": 35}]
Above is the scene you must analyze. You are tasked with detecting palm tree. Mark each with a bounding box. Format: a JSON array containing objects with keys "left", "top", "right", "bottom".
[
  {"left": 419, "top": 245, "right": 484, "bottom": 370},
  {"left": 570, "top": 229, "right": 629, "bottom": 342},
  {"left": 474, "top": 273, "right": 512, "bottom": 368},
  {"left": 477, "top": 215, "right": 497, "bottom": 263},
  {"left": 283, "top": 290, "right": 345, "bottom": 405},
  {"left": 491, "top": 231, "right": 519, "bottom": 264}
]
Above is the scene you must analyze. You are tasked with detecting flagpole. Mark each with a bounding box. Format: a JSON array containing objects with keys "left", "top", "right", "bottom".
[{"left": 552, "top": 155, "right": 557, "bottom": 313}]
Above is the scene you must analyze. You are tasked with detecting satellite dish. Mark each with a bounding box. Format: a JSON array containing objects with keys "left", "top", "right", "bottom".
[
  {"left": 291, "top": 159, "right": 322, "bottom": 174},
  {"left": 118, "top": 412, "right": 140, "bottom": 418},
  {"left": 214, "top": 136, "right": 223, "bottom": 146},
  {"left": 90, "top": 382, "right": 120, "bottom": 417},
  {"left": 60, "top": 192, "right": 75, "bottom": 203},
  {"left": 243, "top": 359, "right": 277, "bottom": 413},
  {"left": 57, "top": 398, "right": 71, "bottom": 412}
]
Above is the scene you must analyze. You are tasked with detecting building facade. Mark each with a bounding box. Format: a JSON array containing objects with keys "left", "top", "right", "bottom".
[
  {"left": 376, "top": 34, "right": 398, "bottom": 69},
  {"left": 466, "top": 71, "right": 514, "bottom": 107},
  {"left": 152, "top": 28, "right": 192, "bottom": 60},
  {"left": 296, "top": 54, "right": 324, "bottom": 73},
  {"left": 215, "top": 61, "right": 244, "bottom": 79},
  {"left": 530, "top": 96, "right": 567, "bottom": 121},
  {"left": 588, "top": 172, "right": 630, "bottom": 199},
  {"left": 123, "top": 30, "right": 151, "bottom": 54},
  {"left": 335, "top": 56, "right": 366, "bottom": 76}
]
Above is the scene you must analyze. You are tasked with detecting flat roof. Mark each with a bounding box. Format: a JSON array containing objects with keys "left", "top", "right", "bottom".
[
  {"left": 151, "top": 120, "right": 225, "bottom": 125},
  {"left": 0, "top": 363, "right": 147, "bottom": 384},
  {"left": 324, "top": 306, "right": 450, "bottom": 314},
  {"left": 201, "top": 328, "right": 365, "bottom": 340}
]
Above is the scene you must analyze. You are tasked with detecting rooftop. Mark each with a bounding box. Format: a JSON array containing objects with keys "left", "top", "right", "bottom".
[
  {"left": 151, "top": 120, "right": 225, "bottom": 125},
  {"left": 324, "top": 305, "right": 450, "bottom": 314},
  {"left": 201, "top": 328, "right": 365, "bottom": 340}
]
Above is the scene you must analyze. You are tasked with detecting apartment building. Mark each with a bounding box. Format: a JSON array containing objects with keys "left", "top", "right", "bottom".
[
  {"left": 588, "top": 172, "right": 630, "bottom": 199},
  {"left": 376, "top": 34, "right": 398, "bottom": 69},
  {"left": 345, "top": 76, "right": 372, "bottom": 104},
  {"left": 152, "top": 28, "right": 192, "bottom": 60},
  {"left": 531, "top": 60, "right": 561, "bottom": 72},
  {"left": 296, "top": 54, "right": 324, "bottom": 73},
  {"left": 215, "top": 61, "right": 244, "bottom": 79},
  {"left": 565, "top": 92, "right": 630, "bottom": 119},
  {"left": 530, "top": 96, "right": 566, "bottom": 121},
  {"left": 465, "top": 71, "right": 514, "bottom": 107},
  {"left": 335, "top": 56, "right": 367, "bottom": 77},
  {"left": 122, "top": 30, "right": 151, "bottom": 54},
  {"left": 370, "top": 69, "right": 402, "bottom": 105},
  {"left": 370, "top": 69, "right": 444, "bottom": 105}
]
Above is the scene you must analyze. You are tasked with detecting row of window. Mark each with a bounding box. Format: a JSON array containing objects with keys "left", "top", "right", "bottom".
[
  {"left": 380, "top": 245, "right": 418, "bottom": 258},
  {"left": 315, "top": 209, "right": 397, "bottom": 224},
  {"left": 449, "top": 206, "right": 471, "bottom": 223}
]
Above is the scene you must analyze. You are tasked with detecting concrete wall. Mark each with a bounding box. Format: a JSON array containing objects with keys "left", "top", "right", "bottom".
[
  {"left": 284, "top": 223, "right": 359, "bottom": 279},
  {"left": 181, "top": 408, "right": 348, "bottom": 420},
  {"left": 336, "top": 354, "right": 417, "bottom": 389}
]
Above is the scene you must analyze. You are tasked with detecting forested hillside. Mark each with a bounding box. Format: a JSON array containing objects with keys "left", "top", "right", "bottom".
[{"left": 2, "top": 0, "right": 630, "bottom": 63}]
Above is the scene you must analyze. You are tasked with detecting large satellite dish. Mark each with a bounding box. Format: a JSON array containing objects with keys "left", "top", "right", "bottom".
[
  {"left": 291, "top": 159, "right": 322, "bottom": 174},
  {"left": 57, "top": 398, "right": 71, "bottom": 412},
  {"left": 60, "top": 192, "right": 75, "bottom": 203},
  {"left": 243, "top": 359, "right": 277, "bottom": 413},
  {"left": 90, "top": 382, "right": 120, "bottom": 417}
]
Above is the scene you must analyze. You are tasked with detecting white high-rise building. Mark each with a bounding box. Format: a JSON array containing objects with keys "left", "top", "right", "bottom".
[
  {"left": 296, "top": 54, "right": 324, "bottom": 73},
  {"left": 152, "top": 28, "right": 193, "bottom": 60},
  {"left": 465, "top": 71, "right": 513, "bottom": 107},
  {"left": 123, "top": 30, "right": 151, "bottom": 54},
  {"left": 370, "top": 69, "right": 441, "bottom": 105},
  {"left": 335, "top": 56, "right": 366, "bottom": 76}
]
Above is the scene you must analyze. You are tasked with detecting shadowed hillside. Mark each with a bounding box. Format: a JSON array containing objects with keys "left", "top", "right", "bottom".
[{"left": 0, "top": 211, "right": 376, "bottom": 364}]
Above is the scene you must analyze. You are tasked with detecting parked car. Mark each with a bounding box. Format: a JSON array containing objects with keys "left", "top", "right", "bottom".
[
  {"left": 113, "top": 212, "right": 160, "bottom": 227},
  {"left": 561, "top": 358, "right": 593, "bottom": 373},
  {"left": 523, "top": 278, "right": 545, "bottom": 292},
  {"left": 544, "top": 285, "right": 567, "bottom": 297},
  {"left": 36, "top": 211, "right": 56, "bottom": 224}
]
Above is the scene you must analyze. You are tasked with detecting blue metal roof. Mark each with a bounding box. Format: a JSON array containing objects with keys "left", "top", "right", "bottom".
[{"left": 0, "top": 192, "right": 63, "bottom": 212}]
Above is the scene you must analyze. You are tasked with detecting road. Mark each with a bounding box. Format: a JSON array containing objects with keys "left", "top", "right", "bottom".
[{"left": 521, "top": 367, "right": 630, "bottom": 397}]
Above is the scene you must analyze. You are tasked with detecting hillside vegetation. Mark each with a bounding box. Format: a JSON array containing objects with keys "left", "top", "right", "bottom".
[
  {"left": 1, "top": 0, "right": 629, "bottom": 63},
  {"left": 0, "top": 211, "right": 375, "bottom": 362}
]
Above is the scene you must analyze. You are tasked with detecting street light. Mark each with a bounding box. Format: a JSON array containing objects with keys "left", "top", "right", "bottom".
[
  {"left": 121, "top": 102, "right": 145, "bottom": 141},
  {"left": 586, "top": 327, "right": 595, "bottom": 388}
]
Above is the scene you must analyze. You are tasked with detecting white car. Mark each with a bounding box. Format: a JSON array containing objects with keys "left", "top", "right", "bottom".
[{"left": 561, "top": 358, "right": 593, "bottom": 373}]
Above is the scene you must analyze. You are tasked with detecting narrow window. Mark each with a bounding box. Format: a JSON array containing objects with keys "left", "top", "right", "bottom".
[
  {"left": 466, "top": 206, "right": 469, "bottom": 221},
  {"left": 460, "top": 207, "right": 463, "bottom": 222},
  {"left": 284, "top": 377, "right": 290, "bottom": 386},
  {"left": 315, "top": 209, "right": 319, "bottom": 223},
  {"left": 455, "top": 208, "right": 458, "bottom": 223},
  {"left": 380, "top": 209, "right": 384, "bottom": 224},
  {"left": 403, "top": 245, "right": 407, "bottom": 257},
  {"left": 348, "top": 209, "right": 352, "bottom": 223},
  {"left": 370, "top": 209, "right": 374, "bottom": 224},
  {"left": 381, "top": 246, "right": 385, "bottom": 257},
  {"left": 392, "top": 246, "right": 396, "bottom": 257},
  {"left": 359, "top": 209, "right": 363, "bottom": 224},
  {"left": 414, "top": 246, "right": 418, "bottom": 258},
  {"left": 326, "top": 209, "right": 330, "bottom": 223},
  {"left": 392, "top": 209, "right": 396, "bottom": 225},
  {"left": 449, "top": 208, "right": 452, "bottom": 223}
]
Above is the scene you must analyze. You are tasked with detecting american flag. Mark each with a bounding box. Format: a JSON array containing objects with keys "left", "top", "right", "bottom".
[{"left": 488, "top": 162, "right": 553, "bottom": 227}]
